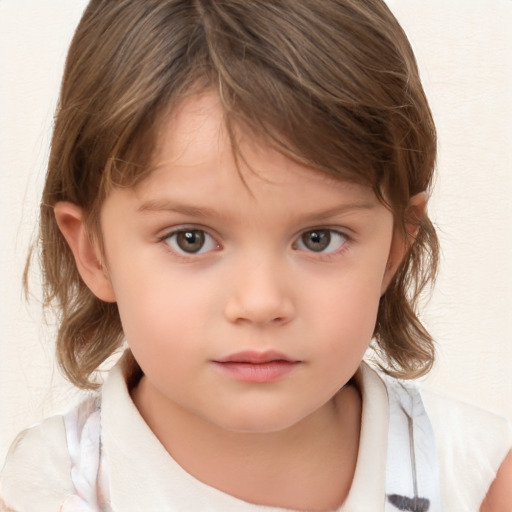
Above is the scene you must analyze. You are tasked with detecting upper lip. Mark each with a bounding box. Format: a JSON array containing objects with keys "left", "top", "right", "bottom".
[{"left": 213, "top": 350, "right": 298, "bottom": 364}]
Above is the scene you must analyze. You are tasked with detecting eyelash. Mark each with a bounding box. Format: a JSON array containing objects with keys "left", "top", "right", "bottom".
[
  {"left": 293, "top": 228, "right": 350, "bottom": 258},
  {"left": 158, "top": 226, "right": 351, "bottom": 259},
  {"left": 159, "top": 227, "right": 220, "bottom": 257}
]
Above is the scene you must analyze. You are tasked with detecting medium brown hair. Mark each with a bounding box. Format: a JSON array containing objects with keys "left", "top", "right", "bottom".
[{"left": 37, "top": 0, "right": 438, "bottom": 388}]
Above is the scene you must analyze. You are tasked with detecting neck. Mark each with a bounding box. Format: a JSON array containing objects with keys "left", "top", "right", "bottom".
[{"left": 132, "top": 379, "right": 362, "bottom": 511}]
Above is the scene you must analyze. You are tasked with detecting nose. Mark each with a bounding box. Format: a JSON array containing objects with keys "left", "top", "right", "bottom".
[{"left": 223, "top": 257, "right": 295, "bottom": 326}]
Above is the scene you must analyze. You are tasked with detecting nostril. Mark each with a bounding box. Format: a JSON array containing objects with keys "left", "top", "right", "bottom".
[{"left": 223, "top": 294, "right": 295, "bottom": 326}]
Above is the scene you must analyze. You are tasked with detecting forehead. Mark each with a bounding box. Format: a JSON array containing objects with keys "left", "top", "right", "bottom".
[{"left": 135, "top": 91, "right": 380, "bottom": 209}]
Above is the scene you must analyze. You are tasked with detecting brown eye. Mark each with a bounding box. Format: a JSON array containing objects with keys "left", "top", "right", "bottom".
[
  {"left": 301, "top": 230, "right": 331, "bottom": 252},
  {"left": 165, "top": 229, "right": 217, "bottom": 254},
  {"left": 176, "top": 230, "right": 205, "bottom": 253},
  {"left": 296, "top": 229, "right": 347, "bottom": 253}
]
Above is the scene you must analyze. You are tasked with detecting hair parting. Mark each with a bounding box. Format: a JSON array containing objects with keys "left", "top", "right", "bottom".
[{"left": 32, "top": 0, "right": 439, "bottom": 388}]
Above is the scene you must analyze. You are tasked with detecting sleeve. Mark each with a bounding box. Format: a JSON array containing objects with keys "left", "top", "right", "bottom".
[
  {"left": 0, "top": 415, "right": 74, "bottom": 512},
  {"left": 423, "top": 389, "right": 512, "bottom": 512}
]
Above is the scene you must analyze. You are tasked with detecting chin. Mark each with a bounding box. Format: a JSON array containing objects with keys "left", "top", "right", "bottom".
[{"left": 212, "top": 408, "right": 307, "bottom": 435}]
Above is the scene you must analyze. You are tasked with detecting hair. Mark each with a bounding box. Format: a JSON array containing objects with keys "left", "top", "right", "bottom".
[{"left": 35, "top": 0, "right": 438, "bottom": 389}]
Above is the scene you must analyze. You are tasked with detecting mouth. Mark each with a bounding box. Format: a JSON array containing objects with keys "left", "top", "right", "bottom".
[{"left": 212, "top": 351, "right": 301, "bottom": 383}]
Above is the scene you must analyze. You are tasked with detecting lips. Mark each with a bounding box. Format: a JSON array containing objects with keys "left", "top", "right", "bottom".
[
  {"left": 212, "top": 351, "right": 301, "bottom": 383},
  {"left": 215, "top": 350, "right": 295, "bottom": 364}
]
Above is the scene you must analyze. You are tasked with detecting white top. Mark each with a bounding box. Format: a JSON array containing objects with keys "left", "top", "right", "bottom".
[{"left": 1, "top": 357, "right": 510, "bottom": 512}]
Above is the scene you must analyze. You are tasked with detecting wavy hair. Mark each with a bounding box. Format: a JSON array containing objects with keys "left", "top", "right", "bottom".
[{"left": 35, "top": 0, "right": 438, "bottom": 388}]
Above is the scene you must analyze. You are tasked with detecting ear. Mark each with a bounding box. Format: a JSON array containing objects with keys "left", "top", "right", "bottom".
[
  {"left": 380, "top": 192, "right": 428, "bottom": 294},
  {"left": 54, "top": 202, "right": 116, "bottom": 303}
]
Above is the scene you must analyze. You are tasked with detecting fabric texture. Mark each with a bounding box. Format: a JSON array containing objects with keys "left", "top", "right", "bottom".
[{"left": 1, "top": 356, "right": 510, "bottom": 512}]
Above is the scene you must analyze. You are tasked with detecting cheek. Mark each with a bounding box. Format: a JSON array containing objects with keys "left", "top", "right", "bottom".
[
  {"left": 115, "top": 281, "right": 199, "bottom": 343},
  {"left": 108, "top": 257, "right": 219, "bottom": 356},
  {"left": 304, "top": 264, "right": 385, "bottom": 366},
  {"left": 113, "top": 280, "right": 205, "bottom": 388},
  {"left": 312, "top": 266, "right": 384, "bottom": 328}
]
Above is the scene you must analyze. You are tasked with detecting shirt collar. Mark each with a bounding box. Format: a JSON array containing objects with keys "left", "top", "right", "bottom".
[{"left": 101, "top": 354, "right": 388, "bottom": 511}]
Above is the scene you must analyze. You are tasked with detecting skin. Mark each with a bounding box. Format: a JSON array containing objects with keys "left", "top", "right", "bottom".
[
  {"left": 480, "top": 450, "right": 512, "bottom": 512},
  {"left": 55, "top": 92, "right": 511, "bottom": 510}
]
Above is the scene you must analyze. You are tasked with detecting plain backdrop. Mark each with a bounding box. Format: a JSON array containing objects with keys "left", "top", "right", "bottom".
[{"left": 1, "top": 0, "right": 511, "bottom": 463}]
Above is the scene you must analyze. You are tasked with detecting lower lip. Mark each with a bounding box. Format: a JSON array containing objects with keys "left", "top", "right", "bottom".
[{"left": 213, "top": 361, "right": 299, "bottom": 383}]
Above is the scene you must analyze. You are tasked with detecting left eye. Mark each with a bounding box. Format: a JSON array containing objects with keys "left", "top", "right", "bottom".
[
  {"left": 164, "top": 229, "right": 218, "bottom": 254},
  {"left": 295, "top": 229, "right": 347, "bottom": 253}
]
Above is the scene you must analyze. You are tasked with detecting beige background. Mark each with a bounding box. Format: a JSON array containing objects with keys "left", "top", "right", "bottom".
[{"left": 1, "top": 0, "right": 511, "bottom": 463}]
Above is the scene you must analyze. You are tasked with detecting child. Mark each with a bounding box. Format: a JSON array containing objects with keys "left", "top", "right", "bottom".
[{"left": 1, "top": 0, "right": 511, "bottom": 510}]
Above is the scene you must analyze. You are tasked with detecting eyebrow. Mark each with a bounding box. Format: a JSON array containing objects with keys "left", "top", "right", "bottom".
[
  {"left": 138, "top": 200, "right": 220, "bottom": 219},
  {"left": 137, "top": 199, "right": 377, "bottom": 221},
  {"left": 303, "top": 202, "right": 377, "bottom": 222}
]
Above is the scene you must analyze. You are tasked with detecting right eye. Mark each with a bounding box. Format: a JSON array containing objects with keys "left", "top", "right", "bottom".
[
  {"left": 164, "top": 229, "right": 218, "bottom": 254},
  {"left": 295, "top": 228, "right": 348, "bottom": 254}
]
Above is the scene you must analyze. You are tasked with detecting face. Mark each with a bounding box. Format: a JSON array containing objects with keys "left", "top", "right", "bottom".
[{"left": 98, "top": 92, "right": 402, "bottom": 434}]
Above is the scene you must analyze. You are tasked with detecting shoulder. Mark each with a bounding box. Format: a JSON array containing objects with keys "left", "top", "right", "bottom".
[
  {"left": 480, "top": 450, "right": 512, "bottom": 512},
  {"left": 0, "top": 414, "right": 73, "bottom": 511},
  {"left": 422, "top": 388, "right": 512, "bottom": 465},
  {"left": 0, "top": 394, "right": 101, "bottom": 512},
  {"left": 422, "top": 387, "right": 512, "bottom": 511}
]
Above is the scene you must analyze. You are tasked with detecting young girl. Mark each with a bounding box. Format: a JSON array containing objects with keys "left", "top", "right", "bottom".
[{"left": 1, "top": 1, "right": 511, "bottom": 511}]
